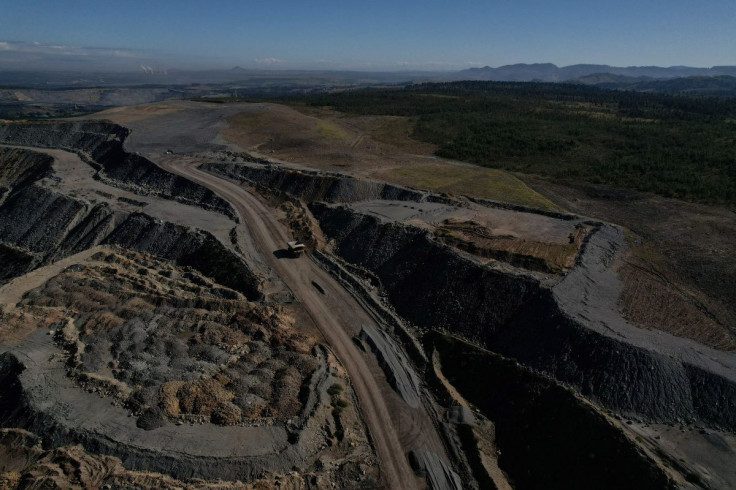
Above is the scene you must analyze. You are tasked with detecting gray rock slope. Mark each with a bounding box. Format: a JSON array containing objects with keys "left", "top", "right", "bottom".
[
  {"left": 312, "top": 203, "right": 736, "bottom": 431},
  {"left": 204, "top": 161, "right": 579, "bottom": 220},
  {"left": 0, "top": 147, "right": 260, "bottom": 300},
  {"left": 0, "top": 121, "right": 235, "bottom": 218},
  {"left": 201, "top": 162, "right": 426, "bottom": 204}
]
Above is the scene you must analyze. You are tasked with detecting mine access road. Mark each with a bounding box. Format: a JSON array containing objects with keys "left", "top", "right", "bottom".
[{"left": 158, "top": 157, "right": 455, "bottom": 490}]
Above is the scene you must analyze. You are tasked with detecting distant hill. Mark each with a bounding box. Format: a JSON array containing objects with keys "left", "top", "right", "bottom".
[
  {"left": 573, "top": 74, "right": 736, "bottom": 96},
  {"left": 458, "top": 63, "right": 736, "bottom": 82}
]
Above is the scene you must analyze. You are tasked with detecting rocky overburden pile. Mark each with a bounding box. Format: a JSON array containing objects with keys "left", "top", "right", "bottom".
[{"left": 0, "top": 249, "right": 376, "bottom": 484}]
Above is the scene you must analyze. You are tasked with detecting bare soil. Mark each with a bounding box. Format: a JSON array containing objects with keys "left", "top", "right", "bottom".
[
  {"left": 526, "top": 177, "right": 736, "bottom": 351},
  {"left": 436, "top": 218, "right": 589, "bottom": 274}
]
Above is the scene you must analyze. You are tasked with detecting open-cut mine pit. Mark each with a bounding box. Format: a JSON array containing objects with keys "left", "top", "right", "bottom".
[{"left": 0, "top": 101, "right": 734, "bottom": 489}]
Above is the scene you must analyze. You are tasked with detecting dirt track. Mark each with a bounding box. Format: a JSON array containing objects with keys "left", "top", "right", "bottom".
[{"left": 157, "top": 158, "right": 444, "bottom": 489}]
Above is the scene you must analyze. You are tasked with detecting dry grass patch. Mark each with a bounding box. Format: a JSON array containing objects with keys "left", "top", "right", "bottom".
[
  {"left": 345, "top": 115, "right": 438, "bottom": 154},
  {"left": 222, "top": 105, "right": 355, "bottom": 155},
  {"left": 617, "top": 247, "right": 736, "bottom": 351},
  {"left": 377, "top": 163, "right": 560, "bottom": 211}
]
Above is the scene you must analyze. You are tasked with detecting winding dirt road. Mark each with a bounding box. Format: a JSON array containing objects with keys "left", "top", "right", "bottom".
[{"left": 158, "top": 158, "right": 442, "bottom": 489}]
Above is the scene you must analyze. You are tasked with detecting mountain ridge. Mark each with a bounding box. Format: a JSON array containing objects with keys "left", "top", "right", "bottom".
[{"left": 459, "top": 63, "right": 736, "bottom": 82}]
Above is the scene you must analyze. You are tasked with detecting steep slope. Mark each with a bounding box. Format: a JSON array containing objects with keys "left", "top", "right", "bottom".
[
  {"left": 0, "top": 121, "right": 235, "bottom": 218},
  {"left": 0, "top": 147, "right": 260, "bottom": 299},
  {"left": 203, "top": 161, "right": 426, "bottom": 204},
  {"left": 312, "top": 203, "right": 736, "bottom": 431}
]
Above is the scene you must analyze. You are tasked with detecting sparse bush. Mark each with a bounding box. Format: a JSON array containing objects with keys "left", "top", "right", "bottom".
[{"left": 327, "top": 383, "right": 343, "bottom": 396}]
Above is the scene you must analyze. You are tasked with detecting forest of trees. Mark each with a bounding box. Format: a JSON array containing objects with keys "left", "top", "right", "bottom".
[{"left": 284, "top": 82, "right": 736, "bottom": 206}]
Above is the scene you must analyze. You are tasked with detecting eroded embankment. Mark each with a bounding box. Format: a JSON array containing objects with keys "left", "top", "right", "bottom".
[
  {"left": 311, "top": 203, "right": 736, "bottom": 431},
  {"left": 0, "top": 121, "right": 235, "bottom": 218},
  {"left": 0, "top": 147, "right": 260, "bottom": 299}
]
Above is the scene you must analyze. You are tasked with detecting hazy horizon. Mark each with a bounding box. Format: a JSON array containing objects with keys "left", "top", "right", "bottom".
[{"left": 1, "top": 0, "right": 735, "bottom": 72}]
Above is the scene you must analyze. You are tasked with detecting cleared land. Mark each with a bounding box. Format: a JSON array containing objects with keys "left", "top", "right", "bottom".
[
  {"left": 218, "top": 102, "right": 557, "bottom": 210},
  {"left": 374, "top": 162, "right": 559, "bottom": 210}
]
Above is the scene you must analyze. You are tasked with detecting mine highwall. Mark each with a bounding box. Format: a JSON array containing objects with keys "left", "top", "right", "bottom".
[
  {"left": 311, "top": 203, "right": 736, "bottom": 431},
  {"left": 200, "top": 162, "right": 427, "bottom": 204},
  {"left": 0, "top": 121, "right": 235, "bottom": 218},
  {"left": 0, "top": 148, "right": 260, "bottom": 299}
]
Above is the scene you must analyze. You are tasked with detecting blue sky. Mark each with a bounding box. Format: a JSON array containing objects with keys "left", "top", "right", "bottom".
[{"left": 1, "top": 0, "right": 734, "bottom": 71}]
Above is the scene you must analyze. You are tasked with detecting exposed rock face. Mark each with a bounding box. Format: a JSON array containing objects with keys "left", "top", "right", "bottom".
[
  {"left": 0, "top": 190, "right": 260, "bottom": 299},
  {"left": 312, "top": 204, "right": 540, "bottom": 338},
  {"left": 105, "top": 213, "right": 261, "bottom": 298},
  {"left": 0, "top": 244, "right": 36, "bottom": 283},
  {"left": 0, "top": 147, "right": 52, "bottom": 205},
  {"left": 0, "top": 148, "right": 260, "bottom": 299},
  {"left": 0, "top": 121, "right": 235, "bottom": 218},
  {"left": 430, "top": 333, "right": 675, "bottom": 490},
  {"left": 312, "top": 203, "right": 736, "bottom": 431},
  {"left": 202, "top": 162, "right": 426, "bottom": 203},
  {"left": 0, "top": 184, "right": 104, "bottom": 255}
]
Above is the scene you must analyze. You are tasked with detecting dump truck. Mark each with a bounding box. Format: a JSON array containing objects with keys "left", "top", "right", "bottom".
[{"left": 287, "top": 240, "right": 306, "bottom": 256}]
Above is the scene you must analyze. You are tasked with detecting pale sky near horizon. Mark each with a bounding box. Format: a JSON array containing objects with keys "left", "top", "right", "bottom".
[{"left": 1, "top": 0, "right": 734, "bottom": 71}]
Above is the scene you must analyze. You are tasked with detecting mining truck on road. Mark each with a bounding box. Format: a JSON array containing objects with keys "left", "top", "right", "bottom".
[{"left": 287, "top": 240, "right": 306, "bottom": 257}]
